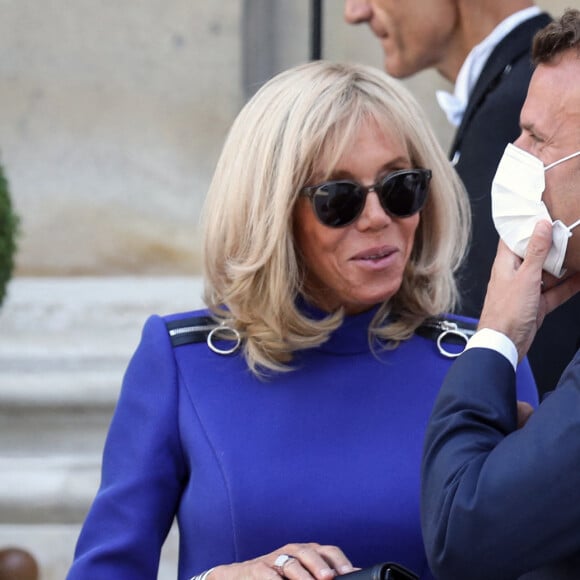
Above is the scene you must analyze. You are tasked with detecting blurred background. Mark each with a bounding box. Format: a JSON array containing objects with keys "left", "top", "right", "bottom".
[
  {"left": 0, "top": 1, "right": 570, "bottom": 578},
  {"left": 2, "top": 0, "right": 456, "bottom": 277},
  {"left": 0, "top": 0, "right": 569, "bottom": 276}
]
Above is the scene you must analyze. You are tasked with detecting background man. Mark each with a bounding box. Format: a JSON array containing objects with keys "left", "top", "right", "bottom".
[
  {"left": 344, "top": 0, "right": 579, "bottom": 396},
  {"left": 422, "top": 10, "right": 580, "bottom": 578}
]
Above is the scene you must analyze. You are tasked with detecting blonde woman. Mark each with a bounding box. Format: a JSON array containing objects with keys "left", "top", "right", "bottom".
[{"left": 67, "top": 61, "right": 538, "bottom": 580}]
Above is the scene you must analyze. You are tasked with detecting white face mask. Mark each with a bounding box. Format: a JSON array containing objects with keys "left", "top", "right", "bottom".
[{"left": 491, "top": 143, "right": 580, "bottom": 277}]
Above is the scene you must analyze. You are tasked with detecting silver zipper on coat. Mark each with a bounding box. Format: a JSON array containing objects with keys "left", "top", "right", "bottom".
[{"left": 168, "top": 324, "right": 215, "bottom": 337}]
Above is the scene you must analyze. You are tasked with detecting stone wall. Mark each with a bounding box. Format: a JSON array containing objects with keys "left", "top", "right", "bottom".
[{"left": 2, "top": 1, "right": 242, "bottom": 276}]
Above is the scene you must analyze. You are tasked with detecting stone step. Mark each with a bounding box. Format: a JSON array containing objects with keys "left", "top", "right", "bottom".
[
  {"left": 0, "top": 276, "right": 204, "bottom": 321},
  {"left": 0, "top": 364, "right": 123, "bottom": 460},
  {"left": 0, "top": 278, "right": 206, "bottom": 451},
  {"left": 0, "top": 369, "right": 121, "bottom": 409},
  {"left": 0, "top": 523, "right": 179, "bottom": 580},
  {"left": 0, "top": 277, "right": 203, "bottom": 576},
  {"left": 0, "top": 455, "right": 101, "bottom": 524}
]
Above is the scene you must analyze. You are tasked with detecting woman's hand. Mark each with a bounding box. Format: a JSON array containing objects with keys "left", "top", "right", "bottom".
[{"left": 209, "top": 543, "right": 356, "bottom": 579}]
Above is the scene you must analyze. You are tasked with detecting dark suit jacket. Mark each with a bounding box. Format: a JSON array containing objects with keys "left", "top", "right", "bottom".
[
  {"left": 421, "top": 348, "right": 580, "bottom": 580},
  {"left": 450, "top": 12, "right": 580, "bottom": 395}
]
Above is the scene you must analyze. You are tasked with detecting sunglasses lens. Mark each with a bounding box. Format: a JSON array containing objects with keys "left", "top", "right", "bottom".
[
  {"left": 378, "top": 170, "right": 429, "bottom": 217},
  {"left": 306, "top": 169, "right": 430, "bottom": 227},
  {"left": 311, "top": 182, "right": 365, "bottom": 227}
]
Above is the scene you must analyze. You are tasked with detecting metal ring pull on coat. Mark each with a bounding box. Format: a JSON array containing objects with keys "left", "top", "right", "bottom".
[
  {"left": 436, "top": 327, "right": 469, "bottom": 358},
  {"left": 206, "top": 324, "right": 242, "bottom": 355}
]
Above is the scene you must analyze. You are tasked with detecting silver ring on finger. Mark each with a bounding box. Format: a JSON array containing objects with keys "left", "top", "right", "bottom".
[{"left": 273, "top": 554, "right": 294, "bottom": 576}]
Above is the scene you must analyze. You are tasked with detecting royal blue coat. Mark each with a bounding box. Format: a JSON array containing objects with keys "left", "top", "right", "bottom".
[{"left": 67, "top": 306, "right": 538, "bottom": 579}]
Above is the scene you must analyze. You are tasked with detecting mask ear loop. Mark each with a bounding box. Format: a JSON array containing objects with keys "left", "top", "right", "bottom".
[
  {"left": 544, "top": 152, "right": 580, "bottom": 237},
  {"left": 545, "top": 150, "right": 580, "bottom": 171}
]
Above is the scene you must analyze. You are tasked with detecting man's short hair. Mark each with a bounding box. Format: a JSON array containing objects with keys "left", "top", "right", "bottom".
[{"left": 533, "top": 8, "right": 580, "bottom": 64}]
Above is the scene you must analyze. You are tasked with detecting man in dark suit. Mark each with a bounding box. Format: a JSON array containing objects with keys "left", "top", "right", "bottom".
[
  {"left": 344, "top": 0, "right": 580, "bottom": 396},
  {"left": 422, "top": 10, "right": 580, "bottom": 578}
]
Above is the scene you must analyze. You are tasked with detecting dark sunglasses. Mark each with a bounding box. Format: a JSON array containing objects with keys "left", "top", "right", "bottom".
[{"left": 301, "top": 168, "right": 432, "bottom": 228}]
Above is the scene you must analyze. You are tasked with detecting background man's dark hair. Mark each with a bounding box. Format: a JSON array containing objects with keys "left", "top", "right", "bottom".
[{"left": 533, "top": 8, "right": 580, "bottom": 64}]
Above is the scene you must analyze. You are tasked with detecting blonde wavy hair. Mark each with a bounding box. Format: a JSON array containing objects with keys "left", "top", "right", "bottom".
[{"left": 202, "top": 61, "right": 470, "bottom": 375}]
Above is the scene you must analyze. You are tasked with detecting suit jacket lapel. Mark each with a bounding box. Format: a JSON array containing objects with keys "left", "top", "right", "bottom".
[{"left": 450, "top": 13, "right": 552, "bottom": 156}]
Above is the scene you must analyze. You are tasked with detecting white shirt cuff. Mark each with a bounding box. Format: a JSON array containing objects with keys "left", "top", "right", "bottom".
[{"left": 465, "top": 328, "right": 518, "bottom": 372}]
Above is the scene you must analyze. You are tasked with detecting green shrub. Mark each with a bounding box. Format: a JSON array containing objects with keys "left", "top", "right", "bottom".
[{"left": 0, "top": 163, "right": 18, "bottom": 307}]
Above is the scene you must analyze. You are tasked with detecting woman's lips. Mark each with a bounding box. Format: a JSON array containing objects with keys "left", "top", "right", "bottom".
[{"left": 351, "top": 246, "right": 397, "bottom": 261}]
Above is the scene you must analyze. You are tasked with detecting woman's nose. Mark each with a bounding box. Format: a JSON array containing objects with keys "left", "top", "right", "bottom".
[{"left": 356, "top": 190, "right": 391, "bottom": 230}]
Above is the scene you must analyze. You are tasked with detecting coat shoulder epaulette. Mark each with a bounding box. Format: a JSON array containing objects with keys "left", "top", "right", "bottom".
[{"left": 165, "top": 314, "right": 478, "bottom": 354}]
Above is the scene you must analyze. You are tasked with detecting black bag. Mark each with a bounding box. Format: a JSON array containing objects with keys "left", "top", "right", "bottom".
[{"left": 339, "top": 562, "right": 419, "bottom": 580}]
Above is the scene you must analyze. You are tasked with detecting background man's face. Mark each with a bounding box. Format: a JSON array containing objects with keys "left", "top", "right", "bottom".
[
  {"left": 343, "top": 0, "right": 458, "bottom": 79},
  {"left": 514, "top": 51, "right": 580, "bottom": 273}
]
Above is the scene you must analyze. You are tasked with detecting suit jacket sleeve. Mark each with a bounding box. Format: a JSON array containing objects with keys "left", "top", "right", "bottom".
[
  {"left": 67, "top": 315, "right": 186, "bottom": 579},
  {"left": 421, "top": 348, "right": 580, "bottom": 580}
]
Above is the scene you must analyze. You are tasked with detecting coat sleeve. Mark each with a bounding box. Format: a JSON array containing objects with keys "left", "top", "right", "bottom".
[
  {"left": 421, "top": 348, "right": 580, "bottom": 580},
  {"left": 67, "top": 315, "right": 186, "bottom": 580}
]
